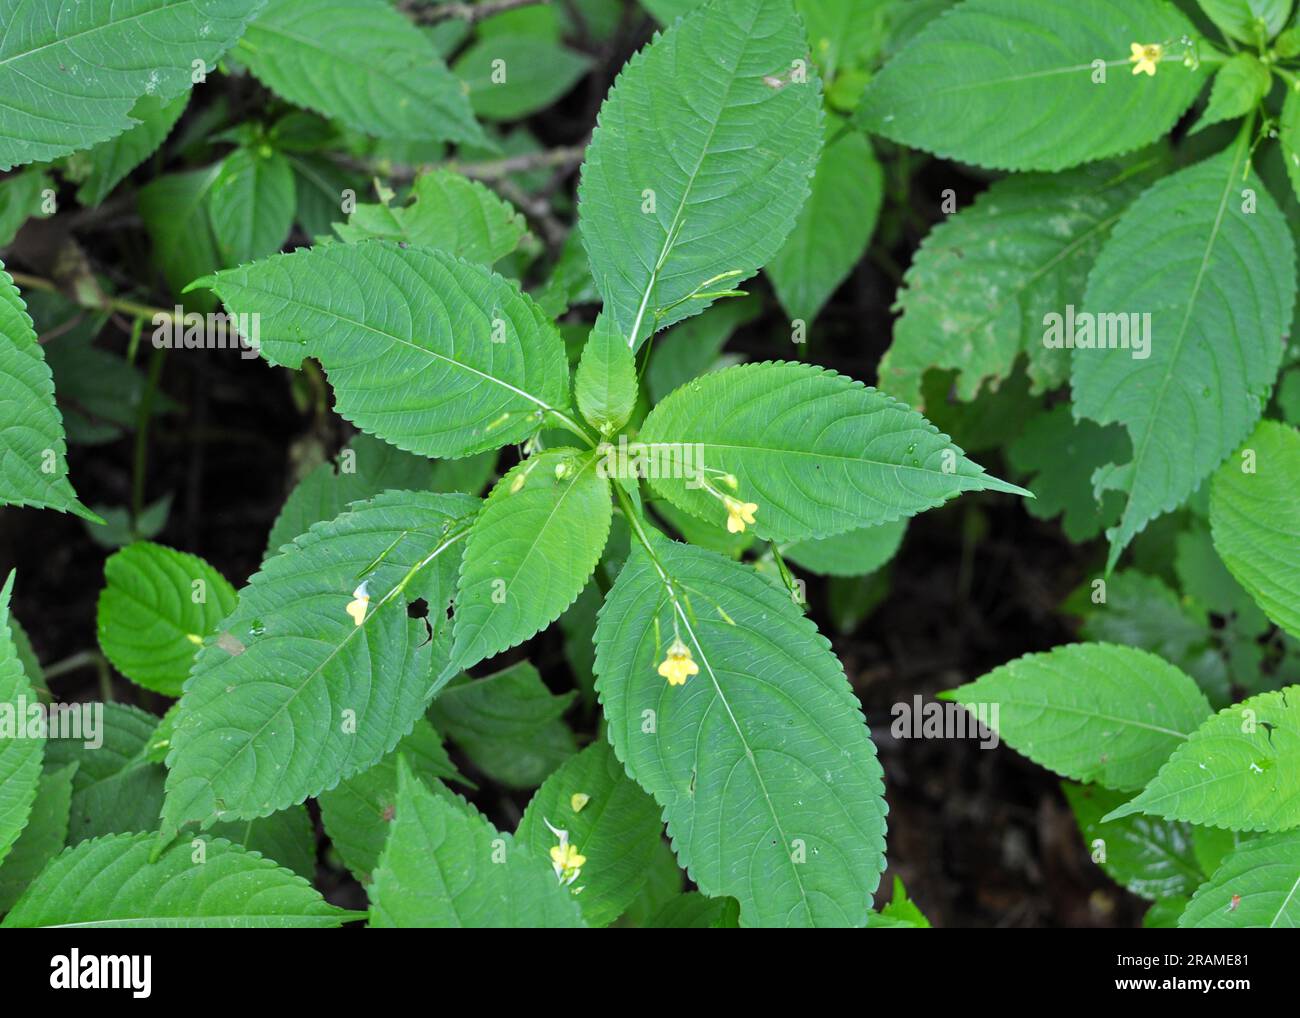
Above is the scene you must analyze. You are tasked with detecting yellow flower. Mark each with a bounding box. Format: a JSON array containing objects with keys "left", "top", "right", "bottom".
[
  {"left": 345, "top": 581, "right": 370, "bottom": 627},
  {"left": 544, "top": 818, "right": 586, "bottom": 885},
  {"left": 657, "top": 636, "right": 699, "bottom": 687},
  {"left": 1129, "top": 42, "right": 1162, "bottom": 77},
  {"left": 724, "top": 496, "right": 758, "bottom": 534},
  {"left": 570, "top": 792, "right": 591, "bottom": 813}
]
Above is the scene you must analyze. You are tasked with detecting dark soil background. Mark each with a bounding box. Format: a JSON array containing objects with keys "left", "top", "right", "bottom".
[{"left": 0, "top": 8, "right": 1146, "bottom": 928}]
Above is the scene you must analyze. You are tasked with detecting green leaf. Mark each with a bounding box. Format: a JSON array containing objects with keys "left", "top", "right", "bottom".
[
  {"left": 880, "top": 159, "right": 1159, "bottom": 408},
  {"left": 646, "top": 892, "right": 741, "bottom": 928},
  {"left": 944, "top": 643, "right": 1212, "bottom": 791},
  {"left": 161, "top": 490, "right": 478, "bottom": 833},
  {"left": 644, "top": 295, "right": 760, "bottom": 404},
  {"left": 455, "top": 35, "right": 592, "bottom": 121},
  {"left": 138, "top": 166, "right": 223, "bottom": 310},
  {"left": 97, "top": 542, "right": 239, "bottom": 697},
  {"left": 0, "top": 571, "right": 41, "bottom": 869},
  {"left": 1073, "top": 140, "right": 1296, "bottom": 570},
  {"left": 1210, "top": 421, "right": 1300, "bottom": 639},
  {"left": 1, "top": 832, "right": 356, "bottom": 928},
  {"left": 1197, "top": 0, "right": 1293, "bottom": 43},
  {"left": 334, "top": 169, "right": 528, "bottom": 265},
  {"left": 208, "top": 147, "right": 296, "bottom": 265},
  {"left": 578, "top": 0, "right": 824, "bottom": 348},
  {"left": 429, "top": 661, "right": 577, "bottom": 789},
  {"left": 266, "top": 433, "right": 494, "bottom": 557},
  {"left": 0, "top": 167, "right": 51, "bottom": 245},
  {"left": 516, "top": 740, "right": 664, "bottom": 926},
  {"left": 1180, "top": 830, "right": 1300, "bottom": 927},
  {"left": 368, "top": 759, "right": 586, "bottom": 927},
  {"left": 44, "top": 702, "right": 166, "bottom": 844},
  {"left": 1105, "top": 685, "right": 1300, "bottom": 831},
  {"left": 207, "top": 805, "right": 317, "bottom": 882},
  {"left": 858, "top": 0, "right": 1206, "bottom": 172},
  {"left": 0, "top": 265, "right": 95, "bottom": 519},
  {"left": 782, "top": 519, "right": 907, "bottom": 578},
  {"left": 638, "top": 361, "right": 1026, "bottom": 543},
  {"left": 1007, "top": 405, "right": 1128, "bottom": 542},
  {"left": 1062, "top": 782, "right": 1202, "bottom": 901},
  {"left": 594, "top": 533, "right": 887, "bottom": 927},
  {"left": 71, "top": 93, "right": 188, "bottom": 207},
  {"left": 452, "top": 449, "right": 611, "bottom": 670},
  {"left": 0, "top": 0, "right": 262, "bottom": 171},
  {"left": 1282, "top": 88, "right": 1300, "bottom": 204},
  {"left": 318, "top": 719, "right": 465, "bottom": 885},
  {"left": 868, "top": 876, "right": 932, "bottom": 928},
  {"left": 236, "top": 0, "right": 484, "bottom": 145},
  {"left": 289, "top": 154, "right": 360, "bottom": 239},
  {"left": 1190, "top": 53, "right": 1270, "bottom": 134},
  {"left": 575, "top": 313, "right": 636, "bottom": 436},
  {"left": 766, "top": 116, "right": 882, "bottom": 325},
  {"left": 195, "top": 242, "right": 572, "bottom": 459},
  {"left": 0, "top": 762, "right": 76, "bottom": 913}
]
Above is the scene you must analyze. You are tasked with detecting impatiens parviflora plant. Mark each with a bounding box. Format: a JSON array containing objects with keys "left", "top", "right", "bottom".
[
  {"left": 0, "top": 0, "right": 1031, "bottom": 929},
  {"left": 945, "top": 420, "right": 1300, "bottom": 929}
]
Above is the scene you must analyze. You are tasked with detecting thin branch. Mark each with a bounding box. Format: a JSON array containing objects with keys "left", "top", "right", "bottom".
[
  {"left": 334, "top": 143, "right": 586, "bottom": 184},
  {"left": 410, "top": 0, "right": 549, "bottom": 25}
]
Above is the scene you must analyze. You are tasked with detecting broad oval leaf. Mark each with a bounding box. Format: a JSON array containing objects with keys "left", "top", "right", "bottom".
[
  {"left": 638, "top": 361, "right": 1025, "bottom": 543},
  {"left": 575, "top": 313, "right": 636, "bottom": 436},
  {"left": 1106, "top": 685, "right": 1300, "bottom": 832},
  {"left": 73, "top": 93, "right": 188, "bottom": 207},
  {"left": 161, "top": 490, "right": 478, "bottom": 834},
  {"left": 0, "top": 0, "right": 263, "bottom": 170},
  {"left": 236, "top": 0, "right": 483, "bottom": 145},
  {"left": 516, "top": 739, "right": 664, "bottom": 926},
  {"left": 208, "top": 147, "right": 296, "bottom": 266},
  {"left": 783, "top": 519, "right": 907, "bottom": 578},
  {"left": 196, "top": 242, "right": 572, "bottom": 459},
  {"left": 0, "top": 762, "right": 76, "bottom": 913},
  {"left": 857, "top": 0, "right": 1206, "bottom": 172},
  {"left": 0, "top": 571, "right": 41, "bottom": 867},
  {"left": 578, "top": 0, "right": 823, "bottom": 348},
  {"left": 97, "top": 541, "right": 239, "bottom": 697},
  {"left": 1180, "top": 830, "right": 1300, "bottom": 928},
  {"left": 945, "top": 643, "right": 1212, "bottom": 791},
  {"left": 452, "top": 449, "right": 612, "bottom": 670},
  {"left": 455, "top": 34, "right": 592, "bottom": 121},
  {"left": 0, "top": 265, "right": 94, "bottom": 518},
  {"left": 1209, "top": 421, "right": 1300, "bottom": 639},
  {"left": 594, "top": 533, "right": 887, "bottom": 927},
  {"left": 1073, "top": 141, "right": 1296, "bottom": 569},
  {"left": 368, "top": 759, "right": 586, "bottom": 928},
  {"left": 0, "top": 832, "right": 355, "bottom": 928}
]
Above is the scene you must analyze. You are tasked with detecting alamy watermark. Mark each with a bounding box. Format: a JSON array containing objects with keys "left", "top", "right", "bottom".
[
  {"left": 597, "top": 437, "right": 707, "bottom": 488},
  {"left": 152, "top": 306, "right": 260, "bottom": 359},
  {"left": 890, "top": 695, "right": 1000, "bottom": 749},
  {"left": 0, "top": 696, "right": 103, "bottom": 749},
  {"left": 1042, "top": 304, "right": 1151, "bottom": 360}
]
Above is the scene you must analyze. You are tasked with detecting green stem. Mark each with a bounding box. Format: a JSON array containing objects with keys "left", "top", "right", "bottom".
[
  {"left": 546, "top": 408, "right": 598, "bottom": 448},
  {"left": 132, "top": 345, "right": 166, "bottom": 524},
  {"left": 6, "top": 271, "right": 178, "bottom": 323}
]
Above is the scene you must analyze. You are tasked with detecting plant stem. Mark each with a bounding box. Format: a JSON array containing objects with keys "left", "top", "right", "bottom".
[
  {"left": 7, "top": 270, "right": 178, "bottom": 323},
  {"left": 411, "top": 0, "right": 549, "bottom": 24},
  {"left": 132, "top": 345, "right": 166, "bottom": 525}
]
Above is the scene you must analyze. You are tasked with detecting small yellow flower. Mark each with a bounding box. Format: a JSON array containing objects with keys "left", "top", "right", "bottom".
[
  {"left": 570, "top": 792, "right": 590, "bottom": 813},
  {"left": 1129, "top": 42, "right": 1162, "bottom": 77},
  {"left": 345, "top": 581, "right": 370, "bottom": 627},
  {"left": 544, "top": 818, "right": 586, "bottom": 885},
  {"left": 724, "top": 496, "right": 758, "bottom": 534},
  {"left": 657, "top": 636, "right": 699, "bottom": 687}
]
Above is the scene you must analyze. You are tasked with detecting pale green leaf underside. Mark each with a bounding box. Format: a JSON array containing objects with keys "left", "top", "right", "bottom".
[
  {"left": 236, "top": 0, "right": 483, "bottom": 145},
  {"left": 947, "top": 643, "right": 1212, "bottom": 791},
  {"left": 516, "top": 740, "right": 664, "bottom": 926},
  {"left": 858, "top": 0, "right": 1206, "bottom": 172},
  {"left": 0, "top": 571, "right": 41, "bottom": 868},
  {"left": 0, "top": 264, "right": 93, "bottom": 518},
  {"left": 1, "top": 832, "right": 353, "bottom": 928},
  {"left": 0, "top": 0, "right": 262, "bottom": 171},
  {"left": 161, "top": 490, "right": 478, "bottom": 833},
  {"left": 197, "top": 241, "right": 571, "bottom": 460},
  {"left": 765, "top": 116, "right": 882, "bottom": 326},
  {"left": 594, "top": 534, "right": 887, "bottom": 927},
  {"left": 639, "top": 361, "right": 1026, "bottom": 543},
  {"left": 97, "top": 541, "right": 239, "bottom": 697},
  {"left": 334, "top": 169, "right": 528, "bottom": 266},
  {"left": 317, "top": 719, "right": 463, "bottom": 885},
  {"left": 578, "top": 0, "right": 824, "bottom": 348},
  {"left": 1210, "top": 421, "right": 1300, "bottom": 639},
  {"left": 1107, "top": 685, "right": 1300, "bottom": 832},
  {"left": 1073, "top": 142, "right": 1296, "bottom": 569},
  {"left": 1180, "top": 831, "right": 1300, "bottom": 928},
  {"left": 452, "top": 449, "right": 612, "bottom": 670},
  {"left": 881, "top": 159, "right": 1154, "bottom": 408},
  {"left": 368, "top": 760, "right": 586, "bottom": 927}
]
